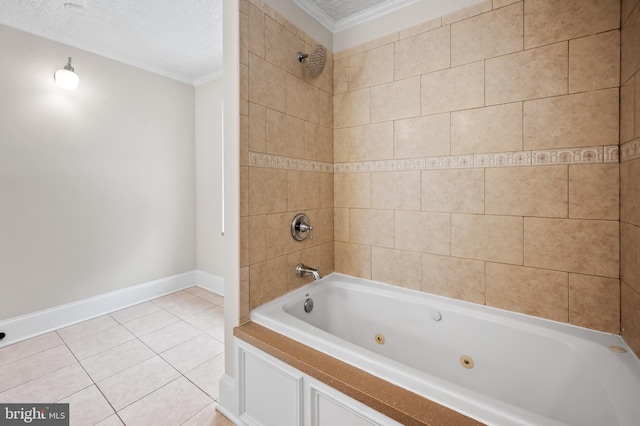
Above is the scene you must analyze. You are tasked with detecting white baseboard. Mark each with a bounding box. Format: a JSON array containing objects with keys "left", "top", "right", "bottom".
[
  {"left": 217, "top": 374, "right": 240, "bottom": 424},
  {"left": 196, "top": 270, "right": 224, "bottom": 296},
  {"left": 0, "top": 270, "right": 198, "bottom": 348}
]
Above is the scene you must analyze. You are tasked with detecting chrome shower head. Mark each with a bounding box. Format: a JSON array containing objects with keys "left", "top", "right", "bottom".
[{"left": 297, "top": 45, "right": 327, "bottom": 80}]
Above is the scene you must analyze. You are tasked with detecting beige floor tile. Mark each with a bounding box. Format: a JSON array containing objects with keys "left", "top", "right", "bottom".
[
  {"left": 165, "top": 298, "right": 218, "bottom": 320},
  {"left": 95, "top": 415, "right": 125, "bottom": 426},
  {"left": 160, "top": 334, "right": 224, "bottom": 374},
  {"left": 118, "top": 377, "right": 213, "bottom": 426},
  {"left": 0, "top": 345, "right": 77, "bottom": 393},
  {"left": 184, "top": 287, "right": 224, "bottom": 305},
  {"left": 184, "top": 307, "right": 225, "bottom": 342},
  {"left": 80, "top": 339, "right": 155, "bottom": 382},
  {"left": 123, "top": 310, "right": 181, "bottom": 338},
  {"left": 184, "top": 353, "right": 225, "bottom": 400},
  {"left": 0, "top": 363, "right": 92, "bottom": 403},
  {"left": 58, "top": 385, "right": 115, "bottom": 426},
  {"left": 181, "top": 403, "right": 234, "bottom": 426},
  {"left": 0, "top": 332, "right": 63, "bottom": 367},
  {"left": 151, "top": 290, "right": 198, "bottom": 309},
  {"left": 65, "top": 325, "right": 135, "bottom": 360},
  {"left": 140, "top": 321, "right": 203, "bottom": 354},
  {"left": 110, "top": 302, "right": 162, "bottom": 324},
  {"left": 97, "top": 356, "right": 180, "bottom": 410},
  {"left": 57, "top": 316, "right": 119, "bottom": 343}
]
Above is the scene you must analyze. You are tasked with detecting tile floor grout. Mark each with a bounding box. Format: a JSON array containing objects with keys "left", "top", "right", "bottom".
[{"left": 0, "top": 287, "right": 233, "bottom": 426}]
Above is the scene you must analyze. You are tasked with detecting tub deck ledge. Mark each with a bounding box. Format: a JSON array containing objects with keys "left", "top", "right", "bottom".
[{"left": 234, "top": 321, "right": 483, "bottom": 426}]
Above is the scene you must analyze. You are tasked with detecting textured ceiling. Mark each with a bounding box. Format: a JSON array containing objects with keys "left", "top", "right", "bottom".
[{"left": 0, "top": 0, "right": 222, "bottom": 85}]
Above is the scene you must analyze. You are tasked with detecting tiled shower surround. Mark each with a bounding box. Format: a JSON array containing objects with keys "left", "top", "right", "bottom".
[{"left": 240, "top": 0, "right": 640, "bottom": 356}]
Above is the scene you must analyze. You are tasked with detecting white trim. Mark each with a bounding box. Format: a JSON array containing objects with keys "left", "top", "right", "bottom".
[
  {"left": 0, "top": 271, "right": 197, "bottom": 348},
  {"left": 196, "top": 270, "right": 225, "bottom": 296},
  {"left": 217, "top": 374, "right": 241, "bottom": 423}
]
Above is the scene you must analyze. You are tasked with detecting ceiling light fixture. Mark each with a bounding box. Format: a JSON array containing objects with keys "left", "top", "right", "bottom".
[{"left": 54, "top": 57, "right": 79, "bottom": 91}]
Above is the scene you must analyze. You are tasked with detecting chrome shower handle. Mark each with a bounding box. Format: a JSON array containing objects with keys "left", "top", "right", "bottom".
[{"left": 291, "top": 213, "right": 313, "bottom": 241}]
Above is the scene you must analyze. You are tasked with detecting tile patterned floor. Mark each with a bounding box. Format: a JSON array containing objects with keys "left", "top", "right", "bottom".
[{"left": 0, "top": 287, "right": 233, "bottom": 426}]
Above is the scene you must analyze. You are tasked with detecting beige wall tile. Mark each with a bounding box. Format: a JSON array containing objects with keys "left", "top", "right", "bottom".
[
  {"left": 265, "top": 108, "right": 305, "bottom": 158},
  {"left": 306, "top": 84, "right": 333, "bottom": 128},
  {"left": 621, "top": 159, "right": 640, "bottom": 226},
  {"left": 622, "top": 0, "right": 640, "bottom": 25},
  {"left": 288, "top": 242, "right": 335, "bottom": 289},
  {"left": 363, "top": 32, "right": 398, "bottom": 51},
  {"left": 286, "top": 73, "right": 307, "bottom": 121},
  {"left": 621, "top": 222, "right": 636, "bottom": 289},
  {"left": 371, "top": 171, "right": 421, "bottom": 211},
  {"left": 524, "top": 0, "right": 620, "bottom": 49},
  {"left": 320, "top": 173, "right": 333, "bottom": 208},
  {"left": 240, "top": 166, "right": 248, "bottom": 217},
  {"left": 451, "top": 103, "right": 523, "bottom": 154},
  {"left": 372, "top": 248, "right": 421, "bottom": 291},
  {"left": 422, "top": 169, "right": 484, "bottom": 214},
  {"left": 569, "top": 274, "right": 620, "bottom": 333},
  {"left": 493, "top": 0, "right": 520, "bottom": 8},
  {"left": 371, "top": 77, "right": 421, "bottom": 123},
  {"left": 335, "top": 242, "right": 372, "bottom": 279},
  {"left": 395, "top": 211, "right": 450, "bottom": 255},
  {"left": 249, "top": 256, "right": 288, "bottom": 310},
  {"left": 486, "top": 263, "right": 568, "bottom": 322},
  {"left": 266, "top": 212, "right": 297, "bottom": 259},
  {"left": 240, "top": 64, "right": 249, "bottom": 117},
  {"left": 421, "top": 254, "right": 485, "bottom": 304},
  {"left": 486, "top": 42, "right": 568, "bottom": 105},
  {"left": 240, "top": 267, "right": 250, "bottom": 322},
  {"left": 334, "top": 88, "right": 370, "bottom": 128},
  {"left": 569, "top": 164, "right": 619, "bottom": 220},
  {"left": 350, "top": 209, "right": 395, "bottom": 248},
  {"left": 248, "top": 54, "right": 286, "bottom": 113},
  {"left": 304, "top": 122, "right": 333, "bottom": 162},
  {"left": 334, "top": 173, "right": 371, "bottom": 208},
  {"left": 248, "top": 168, "right": 288, "bottom": 215},
  {"left": 451, "top": 3, "right": 523, "bottom": 67},
  {"left": 524, "top": 89, "right": 619, "bottom": 150},
  {"left": 348, "top": 122, "right": 394, "bottom": 161},
  {"left": 421, "top": 61, "right": 485, "bottom": 115},
  {"left": 288, "top": 171, "right": 321, "bottom": 212},
  {"left": 620, "top": 77, "right": 635, "bottom": 143},
  {"left": 394, "top": 26, "right": 451, "bottom": 80},
  {"left": 240, "top": 114, "right": 249, "bottom": 166},
  {"left": 240, "top": 217, "right": 249, "bottom": 267},
  {"left": 394, "top": 113, "right": 450, "bottom": 159},
  {"left": 248, "top": 3, "right": 265, "bottom": 58},
  {"left": 524, "top": 218, "right": 619, "bottom": 278},
  {"left": 334, "top": 44, "right": 363, "bottom": 61},
  {"left": 248, "top": 103, "right": 266, "bottom": 152},
  {"left": 248, "top": 215, "right": 267, "bottom": 264},
  {"left": 398, "top": 17, "right": 442, "bottom": 40},
  {"left": 307, "top": 207, "right": 334, "bottom": 245},
  {"left": 265, "top": 16, "right": 304, "bottom": 78},
  {"left": 333, "top": 58, "right": 349, "bottom": 95},
  {"left": 348, "top": 44, "right": 394, "bottom": 90},
  {"left": 334, "top": 208, "right": 349, "bottom": 242},
  {"left": 636, "top": 76, "right": 640, "bottom": 139},
  {"left": 622, "top": 2, "right": 640, "bottom": 83},
  {"left": 240, "top": 11, "right": 249, "bottom": 65},
  {"left": 442, "top": 0, "right": 492, "bottom": 25},
  {"left": 569, "top": 30, "right": 620, "bottom": 93},
  {"left": 485, "top": 166, "right": 568, "bottom": 217},
  {"left": 334, "top": 128, "right": 349, "bottom": 163},
  {"left": 622, "top": 283, "right": 640, "bottom": 356},
  {"left": 451, "top": 214, "right": 524, "bottom": 264}
]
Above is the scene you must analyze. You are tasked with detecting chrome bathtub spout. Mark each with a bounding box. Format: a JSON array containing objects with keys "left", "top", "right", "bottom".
[{"left": 296, "top": 263, "right": 322, "bottom": 280}]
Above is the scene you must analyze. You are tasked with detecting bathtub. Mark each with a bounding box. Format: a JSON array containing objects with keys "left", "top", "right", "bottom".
[{"left": 250, "top": 273, "right": 640, "bottom": 426}]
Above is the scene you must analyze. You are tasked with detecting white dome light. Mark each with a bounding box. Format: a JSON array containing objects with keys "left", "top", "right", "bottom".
[{"left": 54, "top": 57, "right": 79, "bottom": 91}]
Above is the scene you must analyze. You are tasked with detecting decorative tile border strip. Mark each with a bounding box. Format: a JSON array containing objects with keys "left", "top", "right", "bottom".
[
  {"left": 249, "top": 152, "right": 333, "bottom": 173},
  {"left": 621, "top": 139, "right": 640, "bottom": 162},
  {"left": 334, "top": 145, "right": 620, "bottom": 173}
]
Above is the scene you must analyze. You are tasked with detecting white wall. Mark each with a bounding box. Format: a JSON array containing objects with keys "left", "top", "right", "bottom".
[
  {"left": 195, "top": 78, "right": 225, "bottom": 276},
  {"left": 0, "top": 25, "right": 196, "bottom": 321}
]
